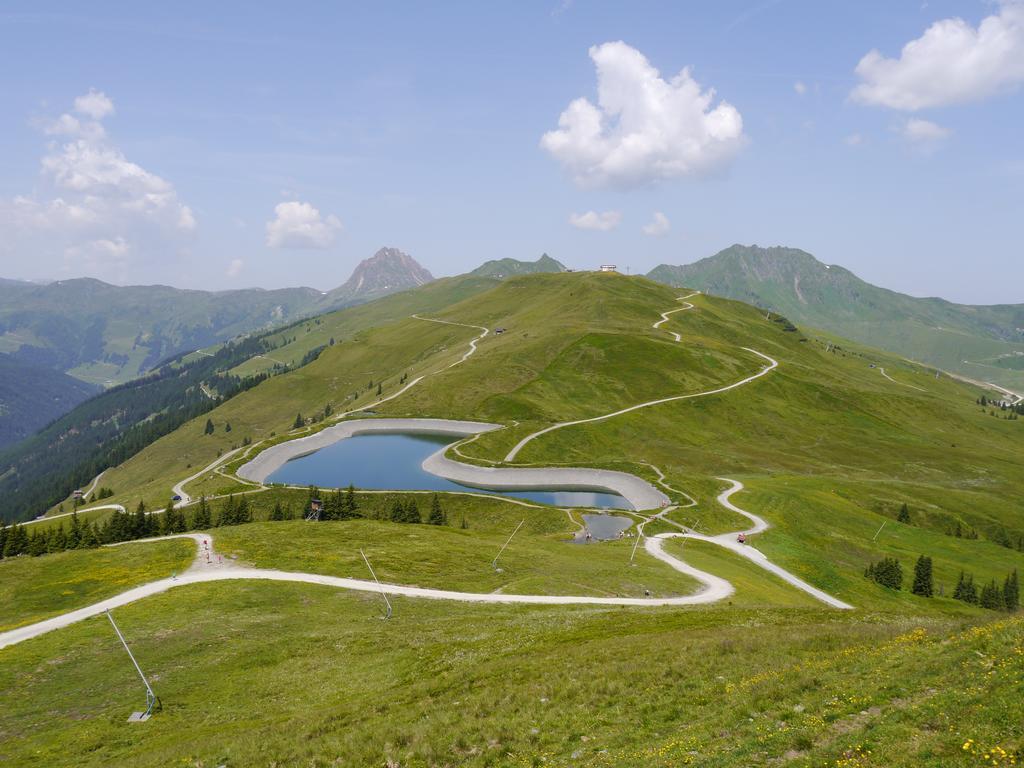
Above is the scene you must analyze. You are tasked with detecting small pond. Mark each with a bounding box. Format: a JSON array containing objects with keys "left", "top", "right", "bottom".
[
  {"left": 581, "top": 513, "right": 634, "bottom": 540},
  {"left": 267, "top": 433, "right": 632, "bottom": 509}
]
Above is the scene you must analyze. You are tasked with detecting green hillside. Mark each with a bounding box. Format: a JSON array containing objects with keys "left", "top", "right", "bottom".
[
  {"left": 0, "top": 277, "right": 322, "bottom": 386},
  {"left": 470, "top": 252, "right": 567, "bottom": 278},
  {"left": 648, "top": 244, "right": 1024, "bottom": 391},
  {"left": 0, "top": 248, "right": 435, "bottom": 461},
  {"left": 2, "top": 272, "right": 1022, "bottom": 766}
]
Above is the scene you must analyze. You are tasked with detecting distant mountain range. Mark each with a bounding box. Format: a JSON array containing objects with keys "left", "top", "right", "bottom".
[
  {"left": 0, "top": 247, "right": 433, "bottom": 446},
  {"left": 648, "top": 245, "right": 1024, "bottom": 389},
  {"left": 471, "top": 253, "right": 566, "bottom": 279}
]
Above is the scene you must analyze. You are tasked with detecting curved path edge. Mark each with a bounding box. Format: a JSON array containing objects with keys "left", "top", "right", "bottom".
[{"left": 0, "top": 480, "right": 852, "bottom": 650}]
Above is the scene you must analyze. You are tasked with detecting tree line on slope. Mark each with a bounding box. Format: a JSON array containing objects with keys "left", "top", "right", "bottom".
[
  {"left": 0, "top": 323, "right": 325, "bottom": 523},
  {"left": 865, "top": 554, "right": 1019, "bottom": 613},
  {"left": 0, "top": 488, "right": 452, "bottom": 560}
]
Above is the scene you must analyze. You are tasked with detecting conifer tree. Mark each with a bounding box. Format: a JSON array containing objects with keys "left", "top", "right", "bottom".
[
  {"left": 293, "top": 413, "right": 304, "bottom": 429},
  {"left": 218, "top": 495, "right": 237, "bottom": 526},
  {"left": 343, "top": 484, "right": 358, "bottom": 518},
  {"left": 897, "top": 503, "right": 910, "bottom": 524},
  {"left": 865, "top": 557, "right": 903, "bottom": 590},
  {"left": 204, "top": 418, "right": 215, "bottom": 435},
  {"left": 132, "top": 501, "right": 149, "bottom": 539},
  {"left": 3, "top": 523, "right": 27, "bottom": 557},
  {"left": 428, "top": 494, "right": 445, "bottom": 525},
  {"left": 404, "top": 499, "right": 420, "bottom": 523},
  {"left": 911, "top": 555, "right": 933, "bottom": 597},
  {"left": 171, "top": 505, "right": 187, "bottom": 533},
  {"left": 1004, "top": 570, "right": 1020, "bottom": 612},
  {"left": 80, "top": 523, "right": 99, "bottom": 548},
  {"left": 67, "top": 511, "right": 82, "bottom": 549},
  {"left": 235, "top": 495, "right": 251, "bottom": 524},
  {"left": 192, "top": 496, "right": 212, "bottom": 529},
  {"left": 389, "top": 499, "right": 404, "bottom": 523},
  {"left": 0, "top": 522, "right": 8, "bottom": 558},
  {"left": 980, "top": 580, "right": 1005, "bottom": 610},
  {"left": 28, "top": 530, "right": 46, "bottom": 557},
  {"left": 270, "top": 500, "right": 286, "bottom": 521},
  {"left": 48, "top": 523, "right": 68, "bottom": 553}
]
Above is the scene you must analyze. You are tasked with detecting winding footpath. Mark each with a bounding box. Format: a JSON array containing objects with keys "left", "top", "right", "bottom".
[
  {"left": 505, "top": 348, "right": 779, "bottom": 461},
  {"left": 3, "top": 291, "right": 857, "bottom": 651},
  {"left": 0, "top": 480, "right": 850, "bottom": 650},
  {"left": 878, "top": 367, "right": 927, "bottom": 393},
  {"left": 652, "top": 291, "right": 699, "bottom": 342}
]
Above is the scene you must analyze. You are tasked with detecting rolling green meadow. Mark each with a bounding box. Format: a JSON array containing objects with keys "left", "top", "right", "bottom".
[{"left": 4, "top": 272, "right": 1023, "bottom": 766}]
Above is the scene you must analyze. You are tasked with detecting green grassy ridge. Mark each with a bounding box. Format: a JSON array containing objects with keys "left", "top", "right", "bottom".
[
  {"left": 1, "top": 580, "right": 1019, "bottom": 766},
  {"left": 0, "top": 538, "right": 193, "bottom": 631},
  {"left": 63, "top": 273, "right": 751, "bottom": 515},
  {"left": 227, "top": 274, "right": 499, "bottom": 378},
  {"left": 649, "top": 244, "right": 1024, "bottom": 390},
  {"left": 35, "top": 272, "right": 1023, "bottom": 613},
  {"left": 214, "top": 518, "right": 701, "bottom": 599},
  {"left": 79, "top": 310, "right": 478, "bottom": 514}
]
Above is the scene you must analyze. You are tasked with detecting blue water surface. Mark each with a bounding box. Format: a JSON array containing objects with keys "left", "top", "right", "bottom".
[{"left": 267, "top": 433, "right": 632, "bottom": 509}]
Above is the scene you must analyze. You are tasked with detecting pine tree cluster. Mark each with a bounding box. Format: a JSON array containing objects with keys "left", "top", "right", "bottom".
[
  {"left": 864, "top": 557, "right": 903, "bottom": 590},
  {"left": 389, "top": 498, "right": 421, "bottom": 523},
  {"left": 312, "top": 485, "right": 360, "bottom": 521},
  {"left": 954, "top": 569, "right": 1019, "bottom": 612}
]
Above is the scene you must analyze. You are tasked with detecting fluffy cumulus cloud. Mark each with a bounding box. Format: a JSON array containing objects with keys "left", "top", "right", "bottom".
[
  {"left": 568, "top": 210, "right": 621, "bottom": 231},
  {"left": 642, "top": 211, "right": 671, "bottom": 236},
  {"left": 1, "top": 89, "right": 195, "bottom": 280},
  {"left": 226, "top": 258, "right": 244, "bottom": 278},
  {"left": 541, "top": 42, "right": 746, "bottom": 187},
  {"left": 265, "top": 201, "right": 342, "bottom": 248},
  {"left": 851, "top": 1, "right": 1024, "bottom": 110}
]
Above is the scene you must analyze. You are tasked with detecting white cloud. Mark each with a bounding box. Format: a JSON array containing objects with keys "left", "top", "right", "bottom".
[
  {"left": 902, "top": 118, "right": 950, "bottom": 142},
  {"left": 541, "top": 41, "right": 746, "bottom": 187},
  {"left": 851, "top": 1, "right": 1024, "bottom": 110},
  {"left": 844, "top": 133, "right": 864, "bottom": 146},
  {"left": 642, "top": 211, "right": 671, "bottom": 236},
  {"left": 0, "top": 89, "right": 196, "bottom": 281},
  {"left": 794, "top": 81, "right": 807, "bottom": 95},
  {"left": 62, "top": 237, "right": 132, "bottom": 276},
  {"left": 899, "top": 118, "right": 951, "bottom": 154},
  {"left": 74, "top": 89, "right": 115, "bottom": 120},
  {"left": 90, "top": 237, "right": 129, "bottom": 257},
  {"left": 226, "top": 258, "right": 244, "bottom": 278},
  {"left": 568, "top": 210, "right": 621, "bottom": 231},
  {"left": 265, "top": 201, "right": 342, "bottom": 248}
]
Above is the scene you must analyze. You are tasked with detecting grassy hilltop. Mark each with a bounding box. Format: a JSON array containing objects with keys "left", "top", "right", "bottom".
[
  {"left": 3, "top": 271, "right": 1023, "bottom": 766},
  {"left": 650, "top": 244, "right": 1024, "bottom": 390}
]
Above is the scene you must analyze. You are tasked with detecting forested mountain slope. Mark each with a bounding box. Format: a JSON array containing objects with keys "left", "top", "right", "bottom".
[{"left": 0, "top": 356, "right": 98, "bottom": 449}]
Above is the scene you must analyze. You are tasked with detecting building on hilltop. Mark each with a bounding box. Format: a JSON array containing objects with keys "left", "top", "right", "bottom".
[{"left": 599, "top": 264, "right": 617, "bottom": 272}]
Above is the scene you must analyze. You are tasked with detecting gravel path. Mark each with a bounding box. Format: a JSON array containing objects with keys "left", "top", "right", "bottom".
[
  {"left": 0, "top": 481, "right": 851, "bottom": 650},
  {"left": 879, "top": 367, "right": 927, "bottom": 393},
  {"left": 505, "top": 348, "right": 779, "bottom": 461},
  {"left": 652, "top": 292, "right": 699, "bottom": 342}
]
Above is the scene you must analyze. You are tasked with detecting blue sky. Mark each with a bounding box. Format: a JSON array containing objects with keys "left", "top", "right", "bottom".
[{"left": 0, "top": 1, "right": 1022, "bottom": 303}]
